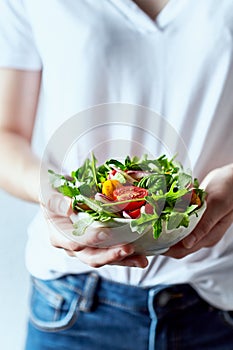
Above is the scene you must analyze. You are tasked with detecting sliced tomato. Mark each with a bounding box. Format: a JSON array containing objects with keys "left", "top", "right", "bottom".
[
  {"left": 112, "top": 185, "right": 148, "bottom": 211},
  {"left": 126, "top": 208, "right": 141, "bottom": 219}
]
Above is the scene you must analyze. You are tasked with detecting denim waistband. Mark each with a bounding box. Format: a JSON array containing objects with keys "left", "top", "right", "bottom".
[{"left": 57, "top": 272, "right": 205, "bottom": 319}]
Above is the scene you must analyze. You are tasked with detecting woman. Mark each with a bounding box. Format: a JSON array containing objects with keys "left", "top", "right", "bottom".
[{"left": 0, "top": 0, "right": 233, "bottom": 349}]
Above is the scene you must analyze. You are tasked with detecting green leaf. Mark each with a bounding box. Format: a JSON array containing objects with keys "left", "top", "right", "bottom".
[
  {"left": 48, "top": 170, "right": 80, "bottom": 198},
  {"left": 96, "top": 164, "right": 109, "bottom": 183},
  {"left": 72, "top": 216, "right": 94, "bottom": 236},
  {"left": 105, "top": 159, "right": 125, "bottom": 170},
  {"left": 185, "top": 204, "right": 198, "bottom": 215},
  {"left": 48, "top": 170, "right": 66, "bottom": 188},
  {"left": 167, "top": 212, "right": 189, "bottom": 230},
  {"left": 88, "top": 211, "right": 116, "bottom": 222},
  {"left": 130, "top": 212, "right": 158, "bottom": 234},
  {"left": 78, "top": 183, "right": 93, "bottom": 197},
  {"left": 179, "top": 214, "right": 190, "bottom": 228},
  {"left": 74, "top": 194, "right": 118, "bottom": 218},
  {"left": 57, "top": 185, "right": 79, "bottom": 198},
  {"left": 153, "top": 218, "right": 162, "bottom": 239},
  {"left": 193, "top": 178, "right": 200, "bottom": 188},
  {"left": 91, "top": 152, "right": 98, "bottom": 187},
  {"left": 73, "top": 158, "right": 94, "bottom": 185},
  {"left": 165, "top": 182, "right": 188, "bottom": 202},
  {"left": 177, "top": 172, "right": 192, "bottom": 188},
  {"left": 138, "top": 174, "right": 166, "bottom": 194}
]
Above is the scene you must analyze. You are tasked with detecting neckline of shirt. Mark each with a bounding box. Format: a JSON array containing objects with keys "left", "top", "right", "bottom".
[{"left": 108, "top": 0, "right": 188, "bottom": 33}]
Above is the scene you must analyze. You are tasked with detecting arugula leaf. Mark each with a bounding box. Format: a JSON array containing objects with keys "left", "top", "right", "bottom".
[
  {"left": 74, "top": 194, "right": 119, "bottom": 218},
  {"left": 78, "top": 183, "right": 93, "bottom": 197},
  {"left": 105, "top": 159, "right": 125, "bottom": 170},
  {"left": 165, "top": 182, "right": 188, "bottom": 202},
  {"left": 153, "top": 217, "right": 162, "bottom": 239},
  {"left": 56, "top": 185, "right": 80, "bottom": 198},
  {"left": 185, "top": 204, "right": 198, "bottom": 215},
  {"left": 91, "top": 152, "right": 98, "bottom": 188},
  {"left": 87, "top": 211, "right": 115, "bottom": 222},
  {"left": 48, "top": 170, "right": 79, "bottom": 198},
  {"left": 130, "top": 212, "right": 158, "bottom": 234},
  {"left": 124, "top": 155, "right": 143, "bottom": 170},
  {"left": 96, "top": 164, "right": 109, "bottom": 184},
  {"left": 167, "top": 212, "right": 189, "bottom": 230},
  {"left": 48, "top": 170, "right": 66, "bottom": 187},
  {"left": 177, "top": 172, "right": 192, "bottom": 188},
  {"left": 138, "top": 174, "right": 167, "bottom": 194},
  {"left": 72, "top": 216, "right": 94, "bottom": 236}
]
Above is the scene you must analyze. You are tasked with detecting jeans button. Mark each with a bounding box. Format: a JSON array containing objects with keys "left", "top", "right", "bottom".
[{"left": 156, "top": 291, "right": 172, "bottom": 307}]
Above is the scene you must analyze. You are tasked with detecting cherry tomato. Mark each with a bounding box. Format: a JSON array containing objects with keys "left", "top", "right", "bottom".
[{"left": 113, "top": 186, "right": 148, "bottom": 211}]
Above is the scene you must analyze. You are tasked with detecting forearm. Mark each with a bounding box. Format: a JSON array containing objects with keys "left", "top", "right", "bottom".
[
  {"left": 0, "top": 130, "right": 41, "bottom": 203},
  {"left": 0, "top": 69, "right": 42, "bottom": 202}
]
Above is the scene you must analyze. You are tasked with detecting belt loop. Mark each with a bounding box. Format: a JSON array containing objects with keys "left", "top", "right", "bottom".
[
  {"left": 148, "top": 285, "right": 168, "bottom": 350},
  {"left": 79, "top": 272, "right": 100, "bottom": 312}
]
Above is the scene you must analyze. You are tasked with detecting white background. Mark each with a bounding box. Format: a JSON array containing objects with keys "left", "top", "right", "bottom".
[
  {"left": 0, "top": 110, "right": 42, "bottom": 350},
  {"left": 0, "top": 190, "right": 38, "bottom": 350}
]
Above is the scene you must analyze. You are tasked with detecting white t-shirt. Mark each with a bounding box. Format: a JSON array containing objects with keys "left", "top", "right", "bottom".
[{"left": 0, "top": 0, "right": 233, "bottom": 310}]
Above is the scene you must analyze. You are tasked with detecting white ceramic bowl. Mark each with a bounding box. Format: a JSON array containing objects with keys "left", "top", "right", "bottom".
[
  {"left": 132, "top": 201, "right": 207, "bottom": 254},
  {"left": 69, "top": 201, "right": 206, "bottom": 255}
]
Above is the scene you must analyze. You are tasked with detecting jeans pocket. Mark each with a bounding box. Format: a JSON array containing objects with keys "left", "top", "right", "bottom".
[{"left": 29, "top": 277, "right": 81, "bottom": 332}]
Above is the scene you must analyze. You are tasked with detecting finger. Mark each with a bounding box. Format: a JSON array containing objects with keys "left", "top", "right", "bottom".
[
  {"left": 164, "top": 210, "right": 233, "bottom": 259},
  {"left": 76, "top": 224, "right": 113, "bottom": 247},
  {"left": 48, "top": 218, "right": 111, "bottom": 251},
  {"left": 49, "top": 220, "right": 86, "bottom": 251},
  {"left": 48, "top": 217, "right": 137, "bottom": 257},
  {"left": 163, "top": 240, "right": 193, "bottom": 259},
  {"left": 196, "top": 209, "right": 233, "bottom": 248},
  {"left": 182, "top": 194, "right": 232, "bottom": 249},
  {"left": 109, "top": 254, "right": 149, "bottom": 268},
  {"left": 67, "top": 244, "right": 136, "bottom": 268},
  {"left": 49, "top": 215, "right": 116, "bottom": 247},
  {"left": 46, "top": 193, "right": 73, "bottom": 217}
]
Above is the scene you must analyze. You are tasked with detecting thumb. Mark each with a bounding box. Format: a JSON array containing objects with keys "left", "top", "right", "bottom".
[{"left": 47, "top": 193, "right": 73, "bottom": 217}]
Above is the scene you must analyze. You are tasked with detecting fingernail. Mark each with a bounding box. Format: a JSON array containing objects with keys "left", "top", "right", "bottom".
[
  {"left": 59, "top": 197, "right": 71, "bottom": 215},
  {"left": 183, "top": 235, "right": 196, "bottom": 248},
  {"left": 119, "top": 250, "right": 130, "bottom": 258},
  {"left": 119, "top": 247, "right": 134, "bottom": 257},
  {"left": 49, "top": 194, "right": 71, "bottom": 216},
  {"left": 97, "top": 231, "right": 109, "bottom": 241}
]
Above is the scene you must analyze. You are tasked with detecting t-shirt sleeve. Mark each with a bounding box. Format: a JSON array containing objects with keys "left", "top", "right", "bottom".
[{"left": 0, "top": 0, "right": 42, "bottom": 70}]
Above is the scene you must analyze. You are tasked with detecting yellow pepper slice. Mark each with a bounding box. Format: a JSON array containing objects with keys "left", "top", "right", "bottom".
[{"left": 102, "top": 179, "right": 121, "bottom": 199}]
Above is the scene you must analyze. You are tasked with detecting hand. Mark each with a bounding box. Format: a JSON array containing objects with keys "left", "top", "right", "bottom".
[
  {"left": 42, "top": 190, "right": 148, "bottom": 268},
  {"left": 164, "top": 164, "right": 233, "bottom": 259}
]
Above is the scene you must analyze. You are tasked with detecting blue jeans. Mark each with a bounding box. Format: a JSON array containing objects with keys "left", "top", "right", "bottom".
[{"left": 25, "top": 272, "right": 233, "bottom": 350}]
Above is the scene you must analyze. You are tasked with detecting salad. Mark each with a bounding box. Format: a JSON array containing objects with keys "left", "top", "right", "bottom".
[{"left": 48, "top": 154, "right": 206, "bottom": 239}]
